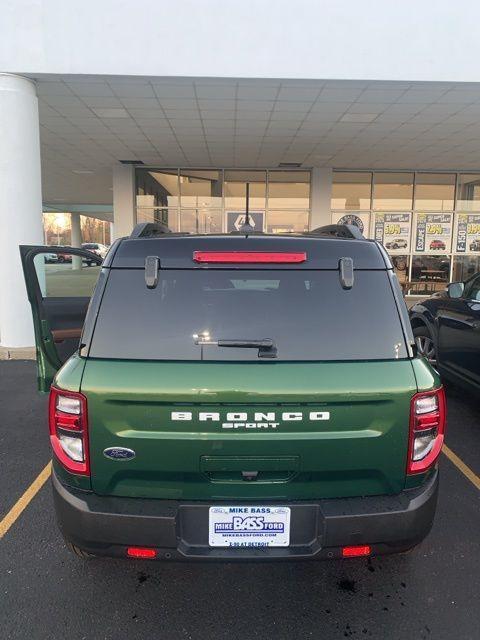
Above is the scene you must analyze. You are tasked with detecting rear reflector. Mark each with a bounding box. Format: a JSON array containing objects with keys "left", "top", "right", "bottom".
[
  {"left": 342, "top": 545, "right": 371, "bottom": 557},
  {"left": 193, "top": 251, "right": 306, "bottom": 264},
  {"left": 127, "top": 547, "right": 157, "bottom": 559}
]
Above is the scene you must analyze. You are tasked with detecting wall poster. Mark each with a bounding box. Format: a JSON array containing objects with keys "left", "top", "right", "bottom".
[
  {"left": 455, "top": 213, "right": 480, "bottom": 253},
  {"left": 414, "top": 213, "right": 452, "bottom": 254},
  {"left": 374, "top": 213, "right": 411, "bottom": 254}
]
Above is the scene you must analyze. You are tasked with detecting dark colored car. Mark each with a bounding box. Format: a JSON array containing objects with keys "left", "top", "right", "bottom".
[
  {"left": 410, "top": 272, "right": 480, "bottom": 392},
  {"left": 429, "top": 239, "right": 446, "bottom": 251},
  {"left": 82, "top": 243, "right": 108, "bottom": 259},
  {"left": 19, "top": 224, "right": 444, "bottom": 562},
  {"left": 57, "top": 252, "right": 72, "bottom": 263}
]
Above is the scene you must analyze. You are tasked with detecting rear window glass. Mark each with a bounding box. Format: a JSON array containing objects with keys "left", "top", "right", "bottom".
[{"left": 89, "top": 269, "right": 407, "bottom": 361}]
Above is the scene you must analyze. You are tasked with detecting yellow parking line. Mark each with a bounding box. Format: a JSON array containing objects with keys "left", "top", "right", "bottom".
[
  {"left": 0, "top": 461, "right": 52, "bottom": 539},
  {"left": 443, "top": 445, "right": 480, "bottom": 491}
]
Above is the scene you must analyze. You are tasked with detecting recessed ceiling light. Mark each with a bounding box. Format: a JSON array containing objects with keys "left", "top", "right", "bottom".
[
  {"left": 72, "top": 169, "right": 94, "bottom": 174},
  {"left": 339, "top": 113, "right": 378, "bottom": 123},
  {"left": 278, "top": 162, "right": 302, "bottom": 168},
  {"left": 92, "top": 107, "right": 129, "bottom": 118}
]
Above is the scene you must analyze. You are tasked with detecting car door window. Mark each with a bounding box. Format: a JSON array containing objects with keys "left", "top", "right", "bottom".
[
  {"left": 21, "top": 246, "right": 103, "bottom": 391},
  {"left": 34, "top": 253, "right": 101, "bottom": 298},
  {"left": 464, "top": 275, "right": 480, "bottom": 301}
]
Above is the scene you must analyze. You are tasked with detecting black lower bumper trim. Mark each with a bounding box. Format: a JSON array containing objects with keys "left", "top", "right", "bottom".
[{"left": 52, "top": 470, "right": 438, "bottom": 560}]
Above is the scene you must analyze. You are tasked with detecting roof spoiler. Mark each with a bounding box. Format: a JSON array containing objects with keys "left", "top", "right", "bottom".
[
  {"left": 130, "top": 222, "right": 172, "bottom": 238},
  {"left": 309, "top": 224, "right": 365, "bottom": 240}
]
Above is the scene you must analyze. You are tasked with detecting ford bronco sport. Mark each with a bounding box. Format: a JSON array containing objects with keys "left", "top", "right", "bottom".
[{"left": 20, "top": 223, "right": 445, "bottom": 560}]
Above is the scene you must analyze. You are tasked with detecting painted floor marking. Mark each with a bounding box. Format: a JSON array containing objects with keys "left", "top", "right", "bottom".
[
  {"left": 0, "top": 461, "right": 52, "bottom": 539},
  {"left": 443, "top": 445, "right": 480, "bottom": 491}
]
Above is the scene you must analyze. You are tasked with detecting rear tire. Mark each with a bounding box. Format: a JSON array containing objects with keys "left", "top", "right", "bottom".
[
  {"left": 65, "top": 541, "right": 95, "bottom": 559},
  {"left": 413, "top": 325, "right": 436, "bottom": 365}
]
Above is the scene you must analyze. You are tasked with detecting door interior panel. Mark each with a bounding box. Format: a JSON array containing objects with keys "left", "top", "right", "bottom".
[
  {"left": 42, "top": 297, "right": 90, "bottom": 362},
  {"left": 19, "top": 245, "right": 103, "bottom": 390}
]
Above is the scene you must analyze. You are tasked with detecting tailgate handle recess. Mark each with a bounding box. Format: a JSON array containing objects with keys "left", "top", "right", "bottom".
[{"left": 241, "top": 471, "right": 259, "bottom": 481}]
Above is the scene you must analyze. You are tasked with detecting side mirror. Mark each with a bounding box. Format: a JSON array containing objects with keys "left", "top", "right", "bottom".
[{"left": 447, "top": 282, "right": 464, "bottom": 298}]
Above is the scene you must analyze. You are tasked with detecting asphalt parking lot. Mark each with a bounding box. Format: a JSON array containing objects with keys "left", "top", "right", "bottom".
[{"left": 1, "top": 361, "right": 479, "bottom": 640}]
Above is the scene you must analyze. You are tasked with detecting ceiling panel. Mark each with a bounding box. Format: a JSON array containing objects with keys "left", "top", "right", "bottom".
[{"left": 35, "top": 75, "right": 480, "bottom": 204}]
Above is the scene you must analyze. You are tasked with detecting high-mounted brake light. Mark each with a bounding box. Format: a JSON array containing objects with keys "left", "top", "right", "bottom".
[
  {"left": 407, "top": 388, "right": 446, "bottom": 474},
  {"left": 193, "top": 251, "right": 306, "bottom": 264},
  {"left": 48, "top": 387, "right": 89, "bottom": 475}
]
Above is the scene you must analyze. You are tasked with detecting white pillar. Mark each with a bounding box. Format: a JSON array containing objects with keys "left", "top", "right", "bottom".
[
  {"left": 112, "top": 164, "right": 136, "bottom": 239},
  {"left": 309, "top": 167, "right": 332, "bottom": 230},
  {"left": 70, "top": 212, "right": 82, "bottom": 269},
  {"left": 0, "top": 74, "right": 43, "bottom": 349}
]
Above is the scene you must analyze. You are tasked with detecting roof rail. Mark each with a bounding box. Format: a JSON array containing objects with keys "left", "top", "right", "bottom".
[
  {"left": 129, "top": 222, "right": 172, "bottom": 238},
  {"left": 309, "top": 224, "right": 365, "bottom": 240}
]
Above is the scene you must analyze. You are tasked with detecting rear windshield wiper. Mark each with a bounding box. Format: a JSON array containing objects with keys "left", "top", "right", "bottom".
[{"left": 194, "top": 336, "right": 277, "bottom": 359}]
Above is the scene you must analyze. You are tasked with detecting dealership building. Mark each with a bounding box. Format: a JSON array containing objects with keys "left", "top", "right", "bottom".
[{"left": 2, "top": 0, "right": 480, "bottom": 355}]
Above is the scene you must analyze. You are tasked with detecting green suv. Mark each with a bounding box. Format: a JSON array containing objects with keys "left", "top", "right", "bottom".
[{"left": 20, "top": 224, "right": 445, "bottom": 560}]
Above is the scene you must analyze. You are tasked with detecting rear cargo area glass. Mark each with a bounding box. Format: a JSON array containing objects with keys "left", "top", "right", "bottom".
[{"left": 89, "top": 269, "right": 407, "bottom": 361}]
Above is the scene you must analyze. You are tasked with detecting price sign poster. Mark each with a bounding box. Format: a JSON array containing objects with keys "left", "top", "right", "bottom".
[
  {"left": 414, "top": 213, "right": 452, "bottom": 254},
  {"left": 374, "top": 213, "right": 411, "bottom": 254},
  {"left": 455, "top": 214, "right": 480, "bottom": 253}
]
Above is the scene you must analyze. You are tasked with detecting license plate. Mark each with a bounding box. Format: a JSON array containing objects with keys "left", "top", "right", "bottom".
[{"left": 208, "top": 506, "right": 290, "bottom": 548}]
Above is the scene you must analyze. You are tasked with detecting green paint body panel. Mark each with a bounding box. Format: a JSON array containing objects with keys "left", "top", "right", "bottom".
[
  {"left": 410, "top": 357, "right": 441, "bottom": 392},
  {"left": 76, "top": 358, "right": 427, "bottom": 501},
  {"left": 55, "top": 354, "right": 87, "bottom": 392}
]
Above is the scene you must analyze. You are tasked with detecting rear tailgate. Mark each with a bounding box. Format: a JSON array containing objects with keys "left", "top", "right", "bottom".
[{"left": 82, "top": 359, "right": 416, "bottom": 500}]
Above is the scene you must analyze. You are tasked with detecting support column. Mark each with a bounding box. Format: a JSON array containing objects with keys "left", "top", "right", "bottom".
[
  {"left": 70, "top": 212, "right": 82, "bottom": 269},
  {"left": 309, "top": 167, "right": 333, "bottom": 230},
  {"left": 112, "top": 164, "right": 136, "bottom": 239},
  {"left": 0, "top": 74, "right": 43, "bottom": 351}
]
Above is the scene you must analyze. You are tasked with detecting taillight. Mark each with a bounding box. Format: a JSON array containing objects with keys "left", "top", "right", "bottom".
[
  {"left": 407, "top": 388, "right": 446, "bottom": 474},
  {"left": 48, "top": 387, "right": 89, "bottom": 475}
]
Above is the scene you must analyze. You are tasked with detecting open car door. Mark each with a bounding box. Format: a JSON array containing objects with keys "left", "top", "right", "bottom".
[{"left": 19, "top": 245, "right": 103, "bottom": 392}]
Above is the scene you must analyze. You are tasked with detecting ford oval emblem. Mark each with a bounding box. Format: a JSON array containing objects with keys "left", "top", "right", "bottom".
[{"left": 103, "top": 447, "right": 136, "bottom": 461}]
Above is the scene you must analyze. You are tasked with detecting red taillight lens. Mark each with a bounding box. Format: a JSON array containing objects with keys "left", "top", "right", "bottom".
[
  {"left": 193, "top": 251, "right": 307, "bottom": 264},
  {"left": 127, "top": 547, "right": 157, "bottom": 559},
  {"left": 48, "top": 387, "right": 89, "bottom": 475},
  {"left": 342, "top": 545, "right": 371, "bottom": 557},
  {"left": 407, "top": 388, "right": 446, "bottom": 474}
]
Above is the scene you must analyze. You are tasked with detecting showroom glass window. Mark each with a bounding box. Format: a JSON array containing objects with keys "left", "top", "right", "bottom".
[
  {"left": 135, "top": 168, "right": 311, "bottom": 234},
  {"left": 373, "top": 173, "right": 413, "bottom": 210},
  {"left": 457, "top": 174, "right": 480, "bottom": 211},
  {"left": 267, "top": 171, "right": 310, "bottom": 233},
  {"left": 331, "top": 171, "right": 464, "bottom": 294},
  {"left": 136, "top": 169, "right": 179, "bottom": 227},
  {"left": 331, "top": 172, "right": 372, "bottom": 210},
  {"left": 414, "top": 173, "right": 455, "bottom": 211}
]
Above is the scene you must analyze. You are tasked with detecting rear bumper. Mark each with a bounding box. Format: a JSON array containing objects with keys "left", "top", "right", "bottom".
[{"left": 53, "top": 470, "right": 438, "bottom": 560}]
